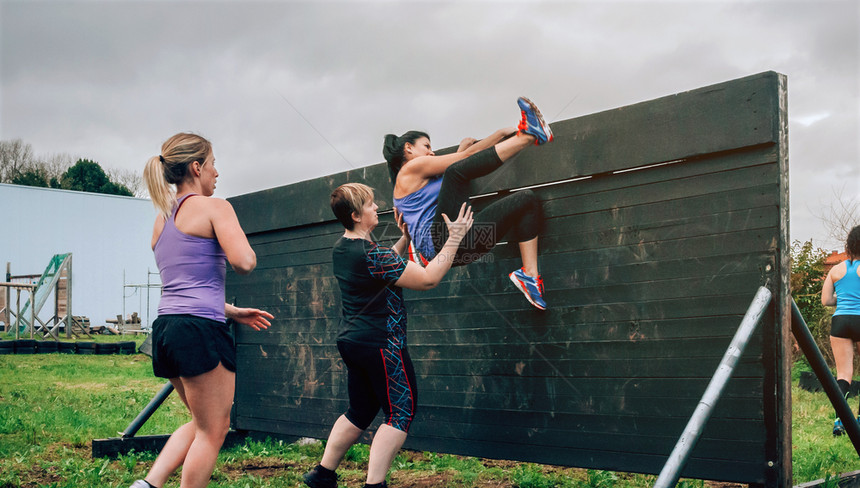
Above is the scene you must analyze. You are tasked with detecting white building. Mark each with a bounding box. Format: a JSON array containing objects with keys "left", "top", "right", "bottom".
[{"left": 0, "top": 183, "right": 160, "bottom": 330}]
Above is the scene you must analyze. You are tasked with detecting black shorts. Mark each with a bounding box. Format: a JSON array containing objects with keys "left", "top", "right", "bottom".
[
  {"left": 831, "top": 315, "right": 860, "bottom": 342},
  {"left": 151, "top": 314, "right": 236, "bottom": 378}
]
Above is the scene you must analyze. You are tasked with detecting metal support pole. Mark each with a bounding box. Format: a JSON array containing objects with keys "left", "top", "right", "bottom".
[
  {"left": 654, "top": 286, "right": 772, "bottom": 488},
  {"left": 791, "top": 299, "right": 860, "bottom": 456},
  {"left": 121, "top": 382, "right": 175, "bottom": 438}
]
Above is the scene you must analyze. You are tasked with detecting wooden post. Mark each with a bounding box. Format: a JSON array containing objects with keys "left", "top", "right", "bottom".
[
  {"left": 14, "top": 286, "right": 20, "bottom": 340},
  {"left": 66, "top": 254, "right": 73, "bottom": 339},
  {"left": 54, "top": 267, "right": 62, "bottom": 334},
  {"left": 29, "top": 286, "right": 34, "bottom": 340},
  {"left": 4, "top": 262, "right": 9, "bottom": 331}
]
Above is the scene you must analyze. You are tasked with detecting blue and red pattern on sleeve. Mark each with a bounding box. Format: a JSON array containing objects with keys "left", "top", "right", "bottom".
[{"left": 365, "top": 242, "right": 407, "bottom": 282}]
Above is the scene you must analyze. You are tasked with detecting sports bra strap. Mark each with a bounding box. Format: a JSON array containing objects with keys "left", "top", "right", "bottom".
[{"left": 173, "top": 193, "right": 197, "bottom": 220}]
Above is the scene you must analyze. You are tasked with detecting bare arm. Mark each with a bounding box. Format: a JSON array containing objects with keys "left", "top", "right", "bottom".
[
  {"left": 822, "top": 269, "right": 837, "bottom": 307},
  {"left": 395, "top": 203, "right": 473, "bottom": 290},
  {"left": 211, "top": 199, "right": 256, "bottom": 274},
  {"left": 400, "top": 127, "right": 518, "bottom": 181}
]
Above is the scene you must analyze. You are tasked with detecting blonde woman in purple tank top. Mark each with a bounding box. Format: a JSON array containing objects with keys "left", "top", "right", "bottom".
[{"left": 130, "top": 133, "right": 274, "bottom": 488}]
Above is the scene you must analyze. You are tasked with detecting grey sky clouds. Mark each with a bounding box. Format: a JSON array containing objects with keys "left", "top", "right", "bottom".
[{"left": 2, "top": 0, "right": 858, "bottom": 249}]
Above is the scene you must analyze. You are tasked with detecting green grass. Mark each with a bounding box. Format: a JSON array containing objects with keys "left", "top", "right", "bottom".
[{"left": 0, "top": 353, "right": 857, "bottom": 487}]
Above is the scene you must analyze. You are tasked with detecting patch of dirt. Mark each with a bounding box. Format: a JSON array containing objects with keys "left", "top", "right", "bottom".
[
  {"left": 389, "top": 471, "right": 460, "bottom": 487},
  {"left": 220, "top": 458, "right": 301, "bottom": 480},
  {"left": 15, "top": 458, "right": 66, "bottom": 488}
]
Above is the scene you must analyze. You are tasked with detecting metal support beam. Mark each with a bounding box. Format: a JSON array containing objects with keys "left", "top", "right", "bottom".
[
  {"left": 121, "top": 382, "right": 174, "bottom": 438},
  {"left": 791, "top": 299, "right": 860, "bottom": 456},
  {"left": 654, "top": 286, "right": 772, "bottom": 488}
]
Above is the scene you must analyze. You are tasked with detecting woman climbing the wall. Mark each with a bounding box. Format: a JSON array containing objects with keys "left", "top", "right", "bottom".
[
  {"left": 129, "top": 133, "right": 273, "bottom": 488},
  {"left": 384, "top": 96, "right": 554, "bottom": 310},
  {"left": 302, "top": 183, "right": 472, "bottom": 488},
  {"left": 824, "top": 225, "right": 860, "bottom": 436}
]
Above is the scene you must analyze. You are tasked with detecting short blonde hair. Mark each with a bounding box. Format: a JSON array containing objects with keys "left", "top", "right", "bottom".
[{"left": 330, "top": 183, "right": 374, "bottom": 230}]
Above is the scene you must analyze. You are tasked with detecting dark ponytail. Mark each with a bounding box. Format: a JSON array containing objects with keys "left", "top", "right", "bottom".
[{"left": 382, "top": 130, "right": 429, "bottom": 185}]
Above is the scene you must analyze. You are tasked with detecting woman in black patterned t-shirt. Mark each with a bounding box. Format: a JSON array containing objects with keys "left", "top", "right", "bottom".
[{"left": 302, "top": 183, "right": 472, "bottom": 488}]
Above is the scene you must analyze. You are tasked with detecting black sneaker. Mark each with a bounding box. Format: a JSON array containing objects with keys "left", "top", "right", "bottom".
[{"left": 303, "top": 466, "right": 338, "bottom": 488}]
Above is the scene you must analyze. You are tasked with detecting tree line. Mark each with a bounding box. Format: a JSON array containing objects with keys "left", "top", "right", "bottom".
[{"left": 0, "top": 138, "right": 145, "bottom": 197}]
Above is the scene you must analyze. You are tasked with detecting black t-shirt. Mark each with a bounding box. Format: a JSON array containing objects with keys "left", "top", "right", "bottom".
[{"left": 332, "top": 237, "right": 408, "bottom": 347}]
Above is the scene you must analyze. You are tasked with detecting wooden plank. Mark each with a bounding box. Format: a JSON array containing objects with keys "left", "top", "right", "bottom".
[
  {"left": 237, "top": 370, "right": 764, "bottom": 405},
  {"left": 237, "top": 385, "right": 766, "bottom": 423},
  {"left": 236, "top": 402, "right": 763, "bottom": 460},
  {"left": 235, "top": 399, "right": 766, "bottom": 443},
  {"left": 239, "top": 313, "right": 759, "bottom": 347},
  {"left": 92, "top": 431, "right": 248, "bottom": 459},
  {"left": 231, "top": 289, "right": 767, "bottom": 325},
  {"left": 529, "top": 144, "right": 777, "bottom": 203},
  {"left": 237, "top": 333, "right": 765, "bottom": 365},
  {"left": 770, "top": 71, "right": 792, "bottom": 487},
  {"left": 237, "top": 351, "right": 765, "bottom": 379}
]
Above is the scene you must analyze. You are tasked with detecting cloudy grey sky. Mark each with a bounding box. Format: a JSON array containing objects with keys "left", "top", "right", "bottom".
[{"left": 1, "top": 0, "right": 857, "bottom": 250}]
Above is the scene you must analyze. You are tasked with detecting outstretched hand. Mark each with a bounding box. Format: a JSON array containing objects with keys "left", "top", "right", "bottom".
[
  {"left": 393, "top": 207, "right": 409, "bottom": 238},
  {"left": 231, "top": 307, "right": 274, "bottom": 331},
  {"left": 441, "top": 202, "right": 474, "bottom": 243}
]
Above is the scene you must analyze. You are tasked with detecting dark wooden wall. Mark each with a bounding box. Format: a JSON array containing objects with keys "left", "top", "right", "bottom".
[{"left": 227, "top": 71, "right": 791, "bottom": 486}]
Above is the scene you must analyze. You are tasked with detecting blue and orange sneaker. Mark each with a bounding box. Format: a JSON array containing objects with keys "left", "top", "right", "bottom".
[
  {"left": 517, "top": 96, "right": 554, "bottom": 145},
  {"left": 509, "top": 267, "right": 547, "bottom": 310}
]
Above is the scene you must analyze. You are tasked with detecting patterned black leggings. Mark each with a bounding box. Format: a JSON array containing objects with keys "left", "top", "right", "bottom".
[{"left": 338, "top": 341, "right": 417, "bottom": 433}]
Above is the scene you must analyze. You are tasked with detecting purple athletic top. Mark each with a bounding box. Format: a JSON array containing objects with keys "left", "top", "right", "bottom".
[
  {"left": 393, "top": 175, "right": 443, "bottom": 260},
  {"left": 154, "top": 194, "right": 226, "bottom": 322}
]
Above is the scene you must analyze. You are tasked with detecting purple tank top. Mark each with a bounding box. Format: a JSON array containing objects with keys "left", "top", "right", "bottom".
[
  {"left": 393, "top": 176, "right": 443, "bottom": 260},
  {"left": 154, "top": 194, "right": 227, "bottom": 322}
]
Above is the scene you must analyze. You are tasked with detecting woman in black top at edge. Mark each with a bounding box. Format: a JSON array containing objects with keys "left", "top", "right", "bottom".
[{"left": 303, "top": 183, "right": 472, "bottom": 488}]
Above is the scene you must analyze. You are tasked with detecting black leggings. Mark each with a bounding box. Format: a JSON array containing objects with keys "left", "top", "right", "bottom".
[
  {"left": 431, "top": 147, "right": 542, "bottom": 266},
  {"left": 337, "top": 341, "right": 417, "bottom": 433}
]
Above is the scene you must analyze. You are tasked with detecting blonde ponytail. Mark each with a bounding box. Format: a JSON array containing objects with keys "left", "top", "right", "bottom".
[
  {"left": 143, "top": 133, "right": 212, "bottom": 218},
  {"left": 144, "top": 155, "right": 175, "bottom": 218}
]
